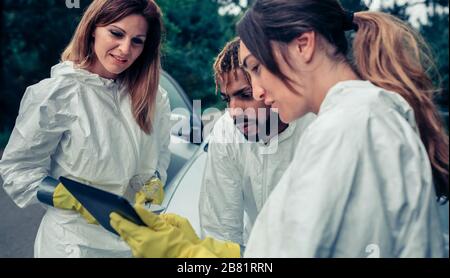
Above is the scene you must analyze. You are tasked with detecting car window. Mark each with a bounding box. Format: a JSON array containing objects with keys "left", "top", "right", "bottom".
[
  {"left": 163, "top": 141, "right": 209, "bottom": 235},
  {"left": 160, "top": 71, "right": 200, "bottom": 186},
  {"left": 160, "top": 72, "right": 190, "bottom": 111}
]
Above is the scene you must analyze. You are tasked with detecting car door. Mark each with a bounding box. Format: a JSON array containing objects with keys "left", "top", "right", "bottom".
[{"left": 160, "top": 70, "right": 201, "bottom": 185}]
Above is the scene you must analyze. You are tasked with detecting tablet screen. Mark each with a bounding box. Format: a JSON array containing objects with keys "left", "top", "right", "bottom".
[{"left": 59, "top": 176, "right": 146, "bottom": 235}]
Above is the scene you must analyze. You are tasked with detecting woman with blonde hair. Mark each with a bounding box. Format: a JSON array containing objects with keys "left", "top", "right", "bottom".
[
  {"left": 109, "top": 0, "right": 448, "bottom": 258},
  {"left": 0, "top": 0, "right": 171, "bottom": 257}
]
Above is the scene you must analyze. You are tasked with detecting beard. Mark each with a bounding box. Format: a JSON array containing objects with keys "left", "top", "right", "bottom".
[{"left": 234, "top": 111, "right": 281, "bottom": 142}]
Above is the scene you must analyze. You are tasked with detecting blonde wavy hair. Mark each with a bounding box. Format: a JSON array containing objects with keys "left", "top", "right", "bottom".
[{"left": 353, "top": 12, "right": 448, "bottom": 201}]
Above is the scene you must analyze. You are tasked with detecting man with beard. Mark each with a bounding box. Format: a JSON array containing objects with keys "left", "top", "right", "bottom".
[{"left": 199, "top": 37, "right": 315, "bottom": 252}]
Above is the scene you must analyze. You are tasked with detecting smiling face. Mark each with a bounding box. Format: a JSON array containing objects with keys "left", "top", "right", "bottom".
[
  {"left": 239, "top": 41, "right": 314, "bottom": 123},
  {"left": 89, "top": 14, "right": 148, "bottom": 79}
]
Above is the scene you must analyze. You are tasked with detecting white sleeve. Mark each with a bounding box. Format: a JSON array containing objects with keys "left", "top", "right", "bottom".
[
  {"left": 245, "top": 116, "right": 362, "bottom": 257},
  {"left": 246, "top": 107, "right": 444, "bottom": 257},
  {"left": 155, "top": 87, "right": 171, "bottom": 186},
  {"left": 199, "top": 136, "right": 245, "bottom": 245},
  {"left": 0, "top": 79, "right": 77, "bottom": 208}
]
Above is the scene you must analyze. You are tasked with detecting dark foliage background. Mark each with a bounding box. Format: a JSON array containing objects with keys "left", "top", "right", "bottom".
[{"left": 0, "top": 0, "right": 448, "bottom": 147}]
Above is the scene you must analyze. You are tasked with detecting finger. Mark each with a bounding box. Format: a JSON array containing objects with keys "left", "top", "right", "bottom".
[
  {"left": 160, "top": 214, "right": 177, "bottom": 227},
  {"left": 163, "top": 213, "right": 192, "bottom": 229},
  {"left": 160, "top": 213, "right": 185, "bottom": 228},
  {"left": 134, "top": 191, "right": 148, "bottom": 205},
  {"left": 110, "top": 212, "right": 126, "bottom": 224},
  {"left": 123, "top": 235, "right": 143, "bottom": 257},
  {"left": 110, "top": 212, "right": 143, "bottom": 240},
  {"left": 134, "top": 205, "right": 167, "bottom": 231},
  {"left": 152, "top": 185, "right": 164, "bottom": 205}
]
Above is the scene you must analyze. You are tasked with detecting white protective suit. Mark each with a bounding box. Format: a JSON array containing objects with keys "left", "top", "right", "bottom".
[
  {"left": 0, "top": 61, "right": 171, "bottom": 257},
  {"left": 244, "top": 80, "right": 447, "bottom": 258},
  {"left": 199, "top": 112, "right": 315, "bottom": 248}
]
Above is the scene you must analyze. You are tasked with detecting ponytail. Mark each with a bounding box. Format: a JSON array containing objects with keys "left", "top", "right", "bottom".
[{"left": 352, "top": 12, "right": 449, "bottom": 201}]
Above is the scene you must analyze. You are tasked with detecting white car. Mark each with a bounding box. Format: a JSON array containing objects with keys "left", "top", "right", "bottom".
[{"left": 160, "top": 70, "right": 211, "bottom": 235}]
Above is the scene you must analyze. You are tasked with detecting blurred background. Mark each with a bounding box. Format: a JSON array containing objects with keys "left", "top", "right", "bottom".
[
  {"left": 0, "top": 0, "right": 448, "bottom": 151},
  {"left": 0, "top": 0, "right": 448, "bottom": 257}
]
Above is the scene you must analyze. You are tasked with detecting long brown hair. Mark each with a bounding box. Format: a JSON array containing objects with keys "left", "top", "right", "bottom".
[
  {"left": 61, "top": 0, "right": 163, "bottom": 134},
  {"left": 237, "top": 0, "right": 449, "bottom": 201}
]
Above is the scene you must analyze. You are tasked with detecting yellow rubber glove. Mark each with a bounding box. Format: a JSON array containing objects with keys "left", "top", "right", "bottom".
[
  {"left": 53, "top": 183, "right": 98, "bottom": 224},
  {"left": 110, "top": 206, "right": 240, "bottom": 258},
  {"left": 134, "top": 176, "right": 164, "bottom": 205},
  {"left": 160, "top": 214, "right": 201, "bottom": 243},
  {"left": 161, "top": 213, "right": 240, "bottom": 258}
]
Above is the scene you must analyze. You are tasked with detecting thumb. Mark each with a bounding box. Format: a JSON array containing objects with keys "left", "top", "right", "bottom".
[{"left": 134, "top": 191, "right": 147, "bottom": 205}]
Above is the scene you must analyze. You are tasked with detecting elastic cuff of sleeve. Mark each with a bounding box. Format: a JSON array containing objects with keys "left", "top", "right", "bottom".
[{"left": 36, "top": 176, "right": 59, "bottom": 207}]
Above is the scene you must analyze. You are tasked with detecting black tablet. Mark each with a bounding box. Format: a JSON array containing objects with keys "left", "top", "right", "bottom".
[{"left": 59, "top": 176, "right": 146, "bottom": 235}]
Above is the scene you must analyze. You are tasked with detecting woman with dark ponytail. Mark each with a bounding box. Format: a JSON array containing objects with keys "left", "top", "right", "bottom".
[
  {"left": 235, "top": 0, "right": 448, "bottom": 257},
  {"left": 108, "top": 0, "right": 448, "bottom": 258}
]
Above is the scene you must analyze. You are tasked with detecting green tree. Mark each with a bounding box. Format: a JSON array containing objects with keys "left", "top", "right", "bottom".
[
  {"left": 1, "top": 0, "right": 88, "bottom": 130},
  {"left": 157, "top": 0, "right": 237, "bottom": 110},
  {"left": 419, "top": 1, "right": 449, "bottom": 107},
  {"left": 376, "top": 0, "right": 449, "bottom": 108},
  {"left": 0, "top": 0, "right": 448, "bottom": 147},
  {"left": 340, "top": 0, "right": 370, "bottom": 11}
]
